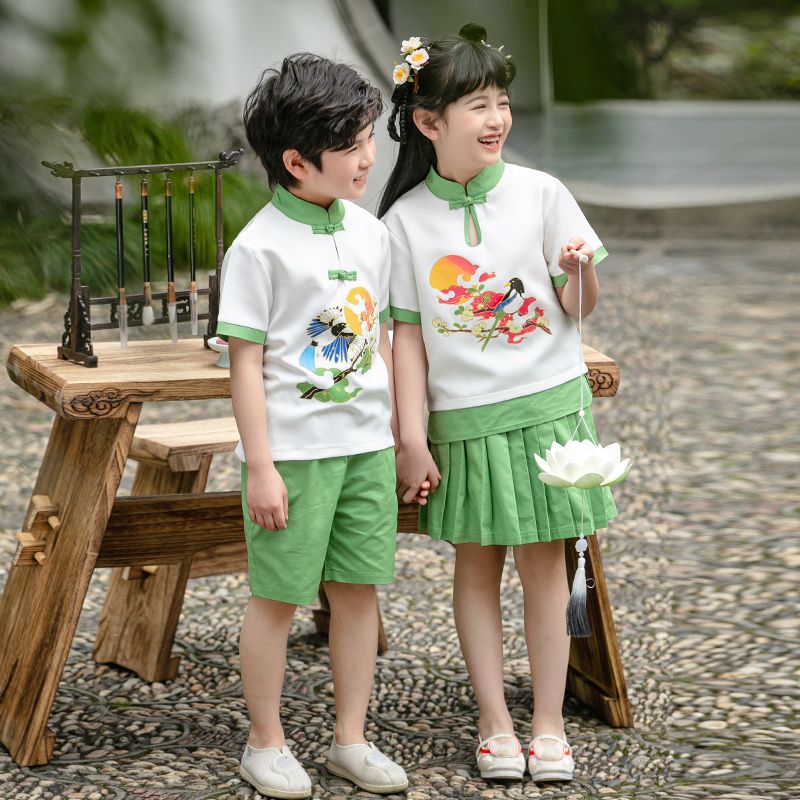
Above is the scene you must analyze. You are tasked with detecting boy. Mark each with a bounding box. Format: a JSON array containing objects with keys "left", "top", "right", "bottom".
[{"left": 217, "top": 54, "right": 407, "bottom": 798}]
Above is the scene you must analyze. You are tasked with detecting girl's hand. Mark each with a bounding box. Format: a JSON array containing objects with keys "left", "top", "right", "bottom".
[
  {"left": 559, "top": 237, "right": 595, "bottom": 274},
  {"left": 396, "top": 441, "right": 441, "bottom": 505},
  {"left": 246, "top": 463, "right": 289, "bottom": 531}
]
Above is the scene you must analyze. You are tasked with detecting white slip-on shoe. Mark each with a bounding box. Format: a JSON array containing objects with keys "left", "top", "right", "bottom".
[
  {"left": 239, "top": 744, "right": 312, "bottom": 799},
  {"left": 527, "top": 734, "right": 575, "bottom": 782},
  {"left": 475, "top": 733, "right": 525, "bottom": 780},
  {"left": 325, "top": 738, "right": 409, "bottom": 794}
]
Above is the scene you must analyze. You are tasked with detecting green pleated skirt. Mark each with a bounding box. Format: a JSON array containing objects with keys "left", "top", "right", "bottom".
[{"left": 419, "top": 407, "right": 618, "bottom": 546}]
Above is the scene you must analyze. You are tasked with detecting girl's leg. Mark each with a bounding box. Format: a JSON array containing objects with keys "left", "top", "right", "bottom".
[
  {"left": 323, "top": 581, "right": 379, "bottom": 745},
  {"left": 453, "top": 543, "right": 514, "bottom": 738},
  {"left": 239, "top": 595, "right": 297, "bottom": 748},
  {"left": 513, "top": 540, "right": 570, "bottom": 739}
]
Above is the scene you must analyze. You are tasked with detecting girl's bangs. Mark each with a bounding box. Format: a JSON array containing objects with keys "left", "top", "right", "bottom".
[{"left": 438, "top": 41, "right": 514, "bottom": 105}]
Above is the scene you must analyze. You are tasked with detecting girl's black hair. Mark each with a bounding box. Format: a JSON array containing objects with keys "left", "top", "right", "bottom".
[
  {"left": 244, "top": 53, "right": 384, "bottom": 190},
  {"left": 378, "top": 24, "right": 515, "bottom": 218}
]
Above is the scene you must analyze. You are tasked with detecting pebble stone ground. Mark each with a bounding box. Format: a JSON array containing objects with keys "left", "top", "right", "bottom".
[{"left": 0, "top": 238, "right": 796, "bottom": 799}]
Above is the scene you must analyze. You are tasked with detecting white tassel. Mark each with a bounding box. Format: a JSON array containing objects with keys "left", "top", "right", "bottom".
[
  {"left": 566, "top": 537, "right": 591, "bottom": 637},
  {"left": 142, "top": 303, "right": 155, "bottom": 325}
]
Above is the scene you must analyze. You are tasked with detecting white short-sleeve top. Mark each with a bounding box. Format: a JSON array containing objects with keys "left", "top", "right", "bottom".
[
  {"left": 383, "top": 160, "right": 608, "bottom": 413},
  {"left": 217, "top": 184, "right": 394, "bottom": 461}
]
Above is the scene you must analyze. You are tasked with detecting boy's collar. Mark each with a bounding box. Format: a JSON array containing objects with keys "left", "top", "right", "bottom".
[
  {"left": 272, "top": 184, "right": 345, "bottom": 234},
  {"left": 425, "top": 160, "right": 505, "bottom": 203}
]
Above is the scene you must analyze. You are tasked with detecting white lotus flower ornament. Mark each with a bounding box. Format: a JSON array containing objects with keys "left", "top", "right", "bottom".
[{"left": 535, "top": 439, "right": 631, "bottom": 489}]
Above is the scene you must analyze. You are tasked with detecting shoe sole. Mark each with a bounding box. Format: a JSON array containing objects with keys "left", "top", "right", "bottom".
[
  {"left": 325, "top": 759, "right": 409, "bottom": 794},
  {"left": 479, "top": 768, "right": 525, "bottom": 781},
  {"left": 530, "top": 770, "right": 574, "bottom": 782},
  {"left": 239, "top": 764, "right": 312, "bottom": 799}
]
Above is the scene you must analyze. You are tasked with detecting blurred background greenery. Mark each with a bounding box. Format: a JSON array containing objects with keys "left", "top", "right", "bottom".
[{"left": 0, "top": 0, "right": 798, "bottom": 306}]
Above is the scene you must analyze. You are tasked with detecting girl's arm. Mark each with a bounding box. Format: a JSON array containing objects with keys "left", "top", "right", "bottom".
[
  {"left": 229, "top": 337, "right": 288, "bottom": 531},
  {"left": 378, "top": 321, "right": 398, "bottom": 445},
  {"left": 392, "top": 321, "right": 440, "bottom": 504},
  {"left": 555, "top": 236, "right": 600, "bottom": 319}
]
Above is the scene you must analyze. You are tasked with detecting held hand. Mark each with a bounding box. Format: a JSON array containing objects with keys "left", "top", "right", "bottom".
[
  {"left": 559, "top": 237, "right": 595, "bottom": 275},
  {"left": 246, "top": 464, "right": 289, "bottom": 531},
  {"left": 396, "top": 442, "right": 441, "bottom": 505}
]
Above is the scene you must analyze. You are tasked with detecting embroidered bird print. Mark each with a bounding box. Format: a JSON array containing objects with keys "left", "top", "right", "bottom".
[
  {"left": 480, "top": 277, "right": 526, "bottom": 351},
  {"left": 299, "top": 307, "right": 357, "bottom": 370}
]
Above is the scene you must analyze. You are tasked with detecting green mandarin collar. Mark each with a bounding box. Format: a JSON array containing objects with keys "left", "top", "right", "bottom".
[
  {"left": 425, "top": 160, "right": 505, "bottom": 204},
  {"left": 425, "top": 161, "right": 505, "bottom": 247},
  {"left": 272, "top": 184, "right": 345, "bottom": 234}
]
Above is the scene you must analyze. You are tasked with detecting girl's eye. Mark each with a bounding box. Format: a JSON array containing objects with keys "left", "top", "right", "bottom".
[{"left": 472, "top": 104, "right": 486, "bottom": 110}]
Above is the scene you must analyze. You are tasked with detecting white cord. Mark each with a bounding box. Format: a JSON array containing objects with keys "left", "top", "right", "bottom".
[{"left": 569, "top": 252, "right": 597, "bottom": 444}]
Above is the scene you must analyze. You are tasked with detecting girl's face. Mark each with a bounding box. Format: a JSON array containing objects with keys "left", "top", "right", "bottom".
[{"left": 418, "top": 84, "right": 512, "bottom": 182}]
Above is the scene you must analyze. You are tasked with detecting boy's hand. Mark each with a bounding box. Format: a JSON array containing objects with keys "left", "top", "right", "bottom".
[
  {"left": 396, "top": 441, "right": 441, "bottom": 505},
  {"left": 559, "top": 237, "right": 594, "bottom": 274},
  {"left": 246, "top": 463, "right": 289, "bottom": 531}
]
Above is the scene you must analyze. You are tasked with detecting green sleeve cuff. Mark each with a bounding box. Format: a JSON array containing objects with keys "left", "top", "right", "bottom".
[
  {"left": 551, "top": 246, "right": 610, "bottom": 288},
  {"left": 390, "top": 306, "right": 421, "bottom": 324},
  {"left": 379, "top": 306, "right": 390, "bottom": 323},
  {"left": 216, "top": 321, "right": 267, "bottom": 344}
]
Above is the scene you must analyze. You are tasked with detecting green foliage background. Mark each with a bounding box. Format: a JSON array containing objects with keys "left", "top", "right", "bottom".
[{"left": 0, "top": 0, "right": 269, "bottom": 306}]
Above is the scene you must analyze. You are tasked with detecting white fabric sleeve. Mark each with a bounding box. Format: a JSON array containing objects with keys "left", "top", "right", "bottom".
[
  {"left": 217, "top": 242, "right": 272, "bottom": 344},
  {"left": 378, "top": 226, "right": 391, "bottom": 323},
  {"left": 542, "top": 179, "right": 607, "bottom": 285},
  {"left": 386, "top": 225, "right": 421, "bottom": 324}
]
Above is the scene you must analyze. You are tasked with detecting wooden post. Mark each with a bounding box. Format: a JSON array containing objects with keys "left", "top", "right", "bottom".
[
  {"left": 93, "top": 455, "right": 213, "bottom": 681},
  {"left": 0, "top": 405, "right": 141, "bottom": 766}
]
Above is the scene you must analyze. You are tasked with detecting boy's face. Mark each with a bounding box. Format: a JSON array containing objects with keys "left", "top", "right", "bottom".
[{"left": 301, "top": 123, "right": 376, "bottom": 203}]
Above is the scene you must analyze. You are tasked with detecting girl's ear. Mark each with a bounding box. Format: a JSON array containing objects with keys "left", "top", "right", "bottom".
[
  {"left": 282, "top": 149, "right": 309, "bottom": 181},
  {"left": 412, "top": 108, "right": 441, "bottom": 141}
]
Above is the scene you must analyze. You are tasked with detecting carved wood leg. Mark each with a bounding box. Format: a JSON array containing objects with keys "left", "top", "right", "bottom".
[{"left": 0, "top": 406, "right": 141, "bottom": 765}]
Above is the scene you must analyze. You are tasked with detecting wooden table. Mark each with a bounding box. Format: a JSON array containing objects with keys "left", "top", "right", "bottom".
[{"left": 1, "top": 339, "right": 629, "bottom": 767}]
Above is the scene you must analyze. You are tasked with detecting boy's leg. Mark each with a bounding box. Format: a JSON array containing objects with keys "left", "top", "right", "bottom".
[
  {"left": 322, "top": 581, "right": 379, "bottom": 744},
  {"left": 240, "top": 596, "right": 297, "bottom": 748},
  {"left": 453, "top": 543, "right": 514, "bottom": 738},
  {"left": 513, "top": 540, "right": 570, "bottom": 739}
]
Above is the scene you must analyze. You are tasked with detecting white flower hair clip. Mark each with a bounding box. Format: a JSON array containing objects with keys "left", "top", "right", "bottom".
[{"left": 392, "top": 35, "right": 430, "bottom": 87}]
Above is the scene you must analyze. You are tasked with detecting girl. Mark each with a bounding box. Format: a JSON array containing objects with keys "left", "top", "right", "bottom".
[{"left": 380, "top": 24, "right": 618, "bottom": 784}]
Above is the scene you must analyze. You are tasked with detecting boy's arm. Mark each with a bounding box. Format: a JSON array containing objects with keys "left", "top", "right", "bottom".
[
  {"left": 378, "top": 322, "right": 398, "bottom": 445},
  {"left": 393, "top": 321, "right": 440, "bottom": 503},
  {"left": 229, "top": 337, "right": 288, "bottom": 531}
]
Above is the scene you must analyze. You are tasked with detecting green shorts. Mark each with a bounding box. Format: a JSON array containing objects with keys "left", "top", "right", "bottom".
[{"left": 241, "top": 447, "right": 398, "bottom": 605}]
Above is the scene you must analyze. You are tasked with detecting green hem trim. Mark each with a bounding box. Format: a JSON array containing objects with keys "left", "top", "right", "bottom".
[
  {"left": 594, "top": 245, "right": 609, "bottom": 265},
  {"left": 216, "top": 321, "right": 267, "bottom": 345},
  {"left": 551, "top": 273, "right": 569, "bottom": 288},
  {"left": 271, "top": 184, "right": 345, "bottom": 233},
  {"left": 390, "top": 306, "right": 421, "bottom": 324},
  {"left": 379, "top": 306, "right": 390, "bottom": 323}
]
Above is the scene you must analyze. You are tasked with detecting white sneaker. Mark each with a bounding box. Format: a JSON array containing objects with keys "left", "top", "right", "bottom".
[
  {"left": 528, "top": 734, "right": 575, "bottom": 782},
  {"left": 239, "top": 744, "right": 312, "bottom": 799},
  {"left": 325, "top": 738, "right": 409, "bottom": 794},
  {"left": 475, "top": 733, "right": 525, "bottom": 780}
]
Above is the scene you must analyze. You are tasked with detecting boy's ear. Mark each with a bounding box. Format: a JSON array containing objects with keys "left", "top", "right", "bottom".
[
  {"left": 412, "top": 108, "right": 440, "bottom": 141},
  {"left": 282, "top": 149, "right": 309, "bottom": 182}
]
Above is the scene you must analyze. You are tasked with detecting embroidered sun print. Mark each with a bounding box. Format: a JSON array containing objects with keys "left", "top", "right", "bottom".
[
  {"left": 296, "top": 286, "right": 379, "bottom": 403},
  {"left": 428, "top": 255, "right": 552, "bottom": 349}
]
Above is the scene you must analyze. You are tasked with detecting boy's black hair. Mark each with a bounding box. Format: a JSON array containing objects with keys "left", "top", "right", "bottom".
[
  {"left": 378, "top": 24, "right": 515, "bottom": 218},
  {"left": 244, "top": 53, "right": 384, "bottom": 190}
]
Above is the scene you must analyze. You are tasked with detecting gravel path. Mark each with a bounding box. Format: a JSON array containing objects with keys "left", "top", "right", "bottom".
[{"left": 0, "top": 238, "right": 795, "bottom": 799}]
